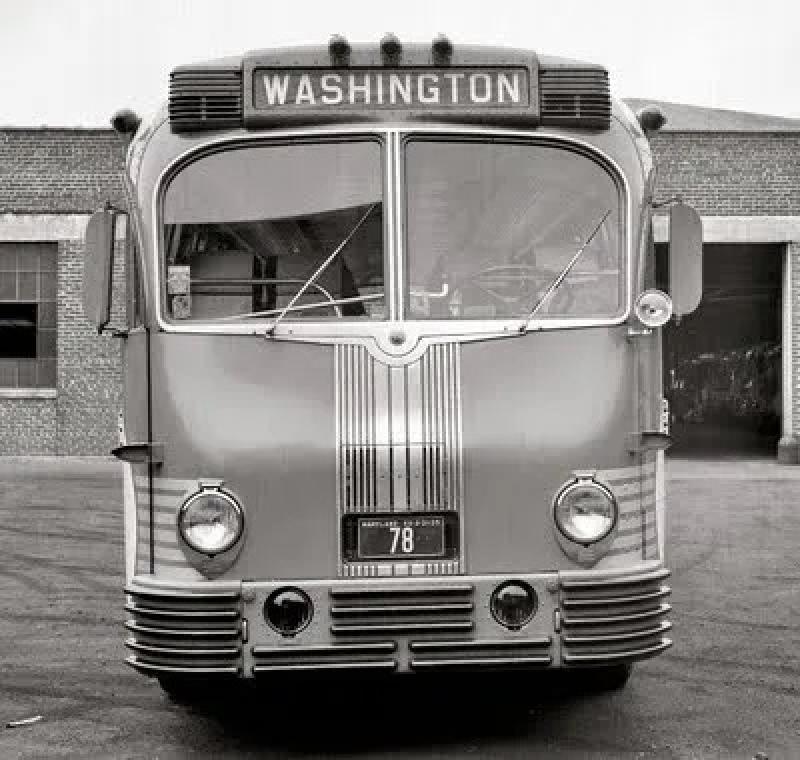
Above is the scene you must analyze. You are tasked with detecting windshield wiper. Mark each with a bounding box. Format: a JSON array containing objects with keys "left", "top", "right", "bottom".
[
  {"left": 222, "top": 292, "right": 384, "bottom": 321},
  {"left": 264, "top": 203, "right": 378, "bottom": 337},
  {"left": 519, "top": 209, "right": 611, "bottom": 332}
]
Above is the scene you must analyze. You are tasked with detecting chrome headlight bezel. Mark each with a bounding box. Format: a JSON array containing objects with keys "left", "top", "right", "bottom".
[
  {"left": 634, "top": 288, "right": 673, "bottom": 328},
  {"left": 177, "top": 487, "right": 245, "bottom": 556},
  {"left": 553, "top": 477, "right": 618, "bottom": 546}
]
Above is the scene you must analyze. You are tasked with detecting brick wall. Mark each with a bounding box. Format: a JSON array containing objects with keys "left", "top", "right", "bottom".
[
  {"left": 56, "top": 239, "right": 126, "bottom": 455},
  {"left": 0, "top": 129, "right": 126, "bottom": 213},
  {"left": 791, "top": 242, "right": 800, "bottom": 454},
  {"left": 650, "top": 132, "right": 800, "bottom": 216},
  {"left": 0, "top": 399, "right": 58, "bottom": 454},
  {"left": 0, "top": 128, "right": 127, "bottom": 455}
]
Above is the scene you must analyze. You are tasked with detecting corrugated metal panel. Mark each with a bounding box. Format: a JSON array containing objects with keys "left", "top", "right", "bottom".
[
  {"left": 169, "top": 69, "right": 243, "bottom": 132},
  {"left": 539, "top": 67, "right": 611, "bottom": 129}
]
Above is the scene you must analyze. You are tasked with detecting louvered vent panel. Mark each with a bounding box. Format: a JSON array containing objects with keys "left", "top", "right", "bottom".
[
  {"left": 539, "top": 68, "right": 611, "bottom": 129},
  {"left": 169, "top": 69, "right": 243, "bottom": 132}
]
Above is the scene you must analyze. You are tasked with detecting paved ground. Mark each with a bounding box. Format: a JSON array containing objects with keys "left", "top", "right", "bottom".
[{"left": 0, "top": 456, "right": 798, "bottom": 759}]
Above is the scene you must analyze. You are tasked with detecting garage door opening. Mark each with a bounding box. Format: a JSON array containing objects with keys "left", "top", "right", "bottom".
[{"left": 657, "top": 243, "right": 782, "bottom": 456}]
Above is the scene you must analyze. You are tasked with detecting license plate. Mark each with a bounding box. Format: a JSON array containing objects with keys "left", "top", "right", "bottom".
[{"left": 357, "top": 515, "right": 445, "bottom": 560}]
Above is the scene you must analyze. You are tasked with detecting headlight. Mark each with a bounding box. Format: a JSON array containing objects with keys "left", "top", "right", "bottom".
[
  {"left": 635, "top": 289, "right": 673, "bottom": 328},
  {"left": 554, "top": 478, "right": 617, "bottom": 545},
  {"left": 178, "top": 488, "right": 244, "bottom": 555}
]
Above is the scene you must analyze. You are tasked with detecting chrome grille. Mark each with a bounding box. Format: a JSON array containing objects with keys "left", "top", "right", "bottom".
[
  {"left": 409, "top": 637, "right": 552, "bottom": 671},
  {"left": 335, "top": 342, "right": 464, "bottom": 576},
  {"left": 560, "top": 569, "right": 672, "bottom": 664},
  {"left": 329, "top": 583, "right": 474, "bottom": 636},
  {"left": 124, "top": 587, "right": 242, "bottom": 675},
  {"left": 252, "top": 642, "right": 397, "bottom": 674},
  {"left": 539, "top": 67, "right": 611, "bottom": 129},
  {"left": 336, "top": 343, "right": 462, "bottom": 513},
  {"left": 169, "top": 69, "right": 243, "bottom": 132}
]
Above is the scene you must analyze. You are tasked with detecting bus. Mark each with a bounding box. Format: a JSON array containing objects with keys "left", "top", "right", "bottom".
[{"left": 83, "top": 35, "right": 702, "bottom": 697}]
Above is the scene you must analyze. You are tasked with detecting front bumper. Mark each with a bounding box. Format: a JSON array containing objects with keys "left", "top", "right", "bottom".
[{"left": 124, "top": 566, "right": 672, "bottom": 677}]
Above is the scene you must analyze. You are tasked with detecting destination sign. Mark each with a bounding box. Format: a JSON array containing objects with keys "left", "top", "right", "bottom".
[{"left": 253, "top": 67, "right": 530, "bottom": 110}]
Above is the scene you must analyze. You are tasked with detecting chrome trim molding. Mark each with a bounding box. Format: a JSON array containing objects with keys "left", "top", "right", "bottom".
[
  {"left": 335, "top": 341, "right": 464, "bottom": 576},
  {"left": 410, "top": 656, "right": 552, "bottom": 670},
  {"left": 559, "top": 566, "right": 673, "bottom": 666},
  {"left": 253, "top": 661, "right": 398, "bottom": 673}
]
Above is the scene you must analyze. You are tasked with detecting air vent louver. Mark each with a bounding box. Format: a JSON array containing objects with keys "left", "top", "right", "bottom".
[
  {"left": 169, "top": 69, "right": 243, "bottom": 132},
  {"left": 539, "top": 67, "right": 611, "bottom": 129}
]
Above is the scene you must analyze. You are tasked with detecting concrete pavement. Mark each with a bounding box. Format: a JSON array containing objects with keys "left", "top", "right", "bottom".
[{"left": 0, "top": 456, "right": 798, "bottom": 758}]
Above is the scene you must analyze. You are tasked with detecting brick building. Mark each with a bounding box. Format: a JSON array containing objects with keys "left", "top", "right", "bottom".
[
  {"left": 0, "top": 129, "right": 127, "bottom": 454},
  {"left": 628, "top": 101, "right": 800, "bottom": 461},
  {"left": 1, "top": 103, "right": 799, "bottom": 458}
]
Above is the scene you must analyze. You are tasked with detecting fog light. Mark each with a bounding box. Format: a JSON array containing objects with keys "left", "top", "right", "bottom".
[
  {"left": 264, "top": 588, "right": 313, "bottom": 636},
  {"left": 490, "top": 581, "right": 537, "bottom": 630}
]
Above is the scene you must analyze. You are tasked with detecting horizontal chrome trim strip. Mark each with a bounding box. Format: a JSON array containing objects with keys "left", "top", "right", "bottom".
[
  {"left": 615, "top": 522, "right": 657, "bottom": 538},
  {"left": 252, "top": 642, "right": 396, "bottom": 656},
  {"left": 562, "top": 638, "right": 672, "bottom": 664},
  {"left": 124, "top": 621, "right": 240, "bottom": 638},
  {"left": 330, "top": 602, "right": 474, "bottom": 616},
  {"left": 560, "top": 568, "right": 670, "bottom": 590},
  {"left": 152, "top": 557, "right": 202, "bottom": 570},
  {"left": 125, "top": 639, "right": 240, "bottom": 657},
  {"left": 125, "top": 656, "right": 239, "bottom": 675},
  {"left": 125, "top": 587, "right": 240, "bottom": 602},
  {"left": 125, "top": 576, "right": 241, "bottom": 594},
  {"left": 410, "top": 656, "right": 552, "bottom": 670},
  {"left": 329, "top": 583, "right": 474, "bottom": 598},
  {"left": 124, "top": 603, "right": 239, "bottom": 620},
  {"left": 606, "top": 544, "right": 653, "bottom": 558},
  {"left": 331, "top": 621, "right": 473, "bottom": 635},
  {"left": 253, "top": 661, "right": 397, "bottom": 673},
  {"left": 615, "top": 488, "right": 656, "bottom": 504},
  {"left": 562, "top": 586, "right": 671, "bottom": 608},
  {"left": 410, "top": 637, "right": 551, "bottom": 652},
  {"left": 563, "top": 621, "right": 673, "bottom": 645},
  {"left": 562, "top": 603, "right": 671, "bottom": 627}
]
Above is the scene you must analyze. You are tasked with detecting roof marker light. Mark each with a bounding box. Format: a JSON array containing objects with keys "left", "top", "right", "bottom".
[
  {"left": 637, "top": 105, "right": 667, "bottom": 133},
  {"left": 328, "top": 34, "right": 351, "bottom": 66},
  {"left": 110, "top": 108, "right": 141, "bottom": 136},
  {"left": 432, "top": 34, "right": 453, "bottom": 65},
  {"left": 380, "top": 33, "right": 402, "bottom": 65}
]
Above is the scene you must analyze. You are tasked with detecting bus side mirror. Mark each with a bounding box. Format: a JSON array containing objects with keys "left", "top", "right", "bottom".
[
  {"left": 669, "top": 202, "right": 703, "bottom": 317},
  {"left": 83, "top": 209, "right": 117, "bottom": 333}
]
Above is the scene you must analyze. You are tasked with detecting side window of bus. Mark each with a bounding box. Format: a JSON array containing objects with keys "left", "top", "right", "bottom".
[
  {"left": 125, "top": 219, "right": 145, "bottom": 328},
  {"left": 643, "top": 215, "right": 657, "bottom": 289}
]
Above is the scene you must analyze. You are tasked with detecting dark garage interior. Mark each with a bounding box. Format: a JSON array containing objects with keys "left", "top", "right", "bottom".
[{"left": 657, "top": 243, "right": 782, "bottom": 455}]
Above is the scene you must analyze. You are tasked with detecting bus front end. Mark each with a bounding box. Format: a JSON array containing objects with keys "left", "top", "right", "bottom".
[{"left": 86, "top": 39, "right": 701, "bottom": 693}]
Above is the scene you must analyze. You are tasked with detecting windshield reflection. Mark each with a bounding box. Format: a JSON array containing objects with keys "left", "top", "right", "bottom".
[
  {"left": 405, "top": 139, "right": 623, "bottom": 320},
  {"left": 162, "top": 140, "right": 384, "bottom": 322}
]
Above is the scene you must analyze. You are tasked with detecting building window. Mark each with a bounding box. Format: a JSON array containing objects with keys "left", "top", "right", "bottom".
[{"left": 0, "top": 243, "right": 57, "bottom": 388}]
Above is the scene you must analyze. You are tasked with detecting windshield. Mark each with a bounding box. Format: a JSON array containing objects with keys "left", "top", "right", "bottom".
[
  {"left": 162, "top": 139, "right": 384, "bottom": 322},
  {"left": 404, "top": 138, "right": 624, "bottom": 320}
]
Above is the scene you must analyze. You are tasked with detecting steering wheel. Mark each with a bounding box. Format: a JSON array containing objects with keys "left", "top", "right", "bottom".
[{"left": 451, "top": 265, "right": 574, "bottom": 316}]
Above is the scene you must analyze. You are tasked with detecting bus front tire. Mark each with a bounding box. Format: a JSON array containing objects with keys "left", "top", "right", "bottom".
[
  {"left": 157, "top": 676, "right": 217, "bottom": 704},
  {"left": 573, "top": 663, "right": 633, "bottom": 691}
]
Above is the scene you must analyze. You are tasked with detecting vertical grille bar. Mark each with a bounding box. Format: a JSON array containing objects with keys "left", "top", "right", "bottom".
[{"left": 336, "top": 342, "right": 464, "bottom": 576}]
